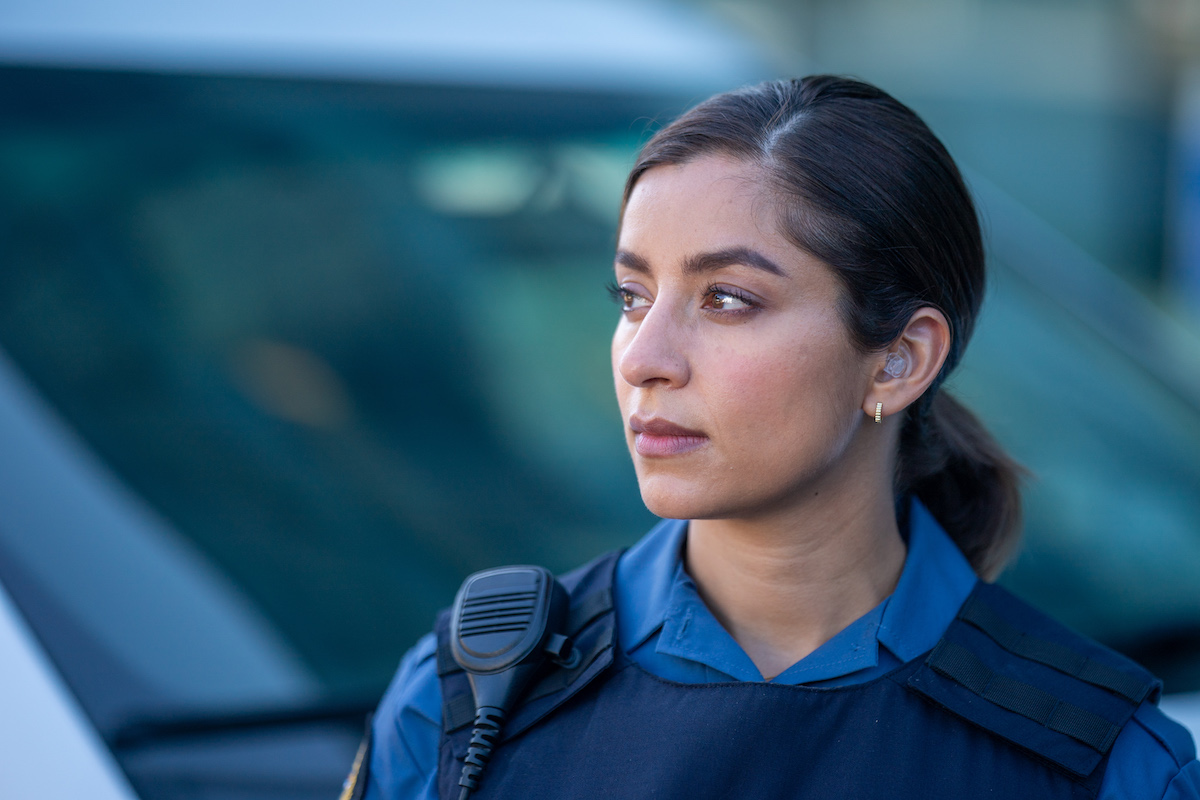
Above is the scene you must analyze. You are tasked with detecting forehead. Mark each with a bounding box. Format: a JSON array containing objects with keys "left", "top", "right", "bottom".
[
  {"left": 617, "top": 155, "right": 846, "bottom": 305},
  {"left": 619, "top": 155, "right": 787, "bottom": 260}
]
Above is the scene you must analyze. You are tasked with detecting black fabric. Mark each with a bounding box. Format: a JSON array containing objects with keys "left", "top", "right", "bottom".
[
  {"left": 442, "top": 689, "right": 475, "bottom": 734},
  {"left": 565, "top": 587, "right": 613, "bottom": 639},
  {"left": 957, "top": 593, "right": 1154, "bottom": 704},
  {"left": 907, "top": 582, "right": 1160, "bottom": 781},
  {"left": 435, "top": 556, "right": 1158, "bottom": 800},
  {"left": 926, "top": 641, "right": 1120, "bottom": 753},
  {"left": 435, "top": 634, "right": 461, "bottom": 678}
]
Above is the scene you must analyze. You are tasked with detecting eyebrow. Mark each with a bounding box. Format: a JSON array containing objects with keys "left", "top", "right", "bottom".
[{"left": 614, "top": 246, "right": 785, "bottom": 277}]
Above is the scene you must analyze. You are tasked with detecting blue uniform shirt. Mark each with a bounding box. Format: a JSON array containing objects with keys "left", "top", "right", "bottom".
[{"left": 365, "top": 500, "right": 1200, "bottom": 799}]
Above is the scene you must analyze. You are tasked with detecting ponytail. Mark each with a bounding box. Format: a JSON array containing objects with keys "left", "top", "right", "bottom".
[{"left": 898, "top": 393, "right": 1026, "bottom": 580}]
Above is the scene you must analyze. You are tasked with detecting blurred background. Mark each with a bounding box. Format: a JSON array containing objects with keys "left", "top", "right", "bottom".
[{"left": 0, "top": 0, "right": 1198, "bottom": 797}]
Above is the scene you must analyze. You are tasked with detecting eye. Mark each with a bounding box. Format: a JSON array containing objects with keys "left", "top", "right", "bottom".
[
  {"left": 606, "top": 281, "right": 651, "bottom": 313},
  {"left": 703, "top": 286, "right": 756, "bottom": 312}
]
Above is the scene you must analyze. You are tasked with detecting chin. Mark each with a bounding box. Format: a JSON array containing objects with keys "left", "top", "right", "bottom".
[
  {"left": 637, "top": 474, "right": 738, "bottom": 521},
  {"left": 635, "top": 460, "right": 832, "bottom": 522}
]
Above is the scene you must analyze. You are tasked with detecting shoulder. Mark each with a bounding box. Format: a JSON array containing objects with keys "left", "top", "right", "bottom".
[
  {"left": 361, "top": 551, "right": 624, "bottom": 800},
  {"left": 956, "top": 583, "right": 1200, "bottom": 798},
  {"left": 363, "top": 633, "right": 442, "bottom": 800},
  {"left": 1101, "top": 702, "right": 1199, "bottom": 799},
  {"left": 964, "top": 581, "right": 1160, "bottom": 701},
  {"left": 912, "top": 581, "right": 1182, "bottom": 789}
]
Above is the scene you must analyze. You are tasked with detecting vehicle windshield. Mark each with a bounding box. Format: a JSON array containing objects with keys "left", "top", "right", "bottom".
[
  {"left": 0, "top": 68, "right": 665, "bottom": 732},
  {"left": 0, "top": 66, "right": 1198, "bottom": 743}
]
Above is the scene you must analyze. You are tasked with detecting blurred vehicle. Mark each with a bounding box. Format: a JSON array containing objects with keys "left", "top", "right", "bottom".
[
  {"left": 0, "top": 570, "right": 138, "bottom": 800},
  {"left": 0, "top": 342, "right": 363, "bottom": 798},
  {"left": 0, "top": 0, "right": 766, "bottom": 797},
  {"left": 0, "top": 1, "right": 1197, "bottom": 798}
]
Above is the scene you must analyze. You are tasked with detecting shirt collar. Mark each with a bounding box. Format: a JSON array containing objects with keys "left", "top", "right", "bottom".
[
  {"left": 656, "top": 562, "right": 765, "bottom": 680},
  {"left": 877, "top": 496, "right": 978, "bottom": 662},
  {"left": 654, "top": 564, "right": 893, "bottom": 682},
  {"left": 615, "top": 497, "right": 978, "bottom": 682},
  {"left": 616, "top": 517, "right": 687, "bottom": 655}
]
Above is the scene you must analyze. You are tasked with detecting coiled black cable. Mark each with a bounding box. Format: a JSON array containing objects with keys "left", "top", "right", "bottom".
[{"left": 457, "top": 706, "right": 506, "bottom": 800}]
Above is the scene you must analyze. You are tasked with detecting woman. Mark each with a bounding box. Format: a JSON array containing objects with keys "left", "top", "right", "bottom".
[{"left": 355, "top": 76, "right": 1200, "bottom": 799}]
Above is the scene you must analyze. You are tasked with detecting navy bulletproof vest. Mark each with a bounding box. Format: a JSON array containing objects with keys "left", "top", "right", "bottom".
[{"left": 435, "top": 552, "right": 1160, "bottom": 800}]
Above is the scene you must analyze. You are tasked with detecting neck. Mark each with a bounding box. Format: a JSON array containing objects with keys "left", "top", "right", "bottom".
[{"left": 685, "top": 476, "right": 906, "bottom": 681}]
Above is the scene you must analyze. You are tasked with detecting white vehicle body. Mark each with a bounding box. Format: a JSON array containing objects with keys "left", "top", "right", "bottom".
[
  {"left": 0, "top": 581, "right": 138, "bottom": 800},
  {"left": 0, "top": 0, "right": 765, "bottom": 92},
  {"left": 1162, "top": 693, "right": 1200, "bottom": 742}
]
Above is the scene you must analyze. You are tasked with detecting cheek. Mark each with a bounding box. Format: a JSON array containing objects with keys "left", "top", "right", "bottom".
[
  {"left": 709, "top": 355, "right": 804, "bottom": 434},
  {"left": 707, "top": 331, "right": 861, "bottom": 452}
]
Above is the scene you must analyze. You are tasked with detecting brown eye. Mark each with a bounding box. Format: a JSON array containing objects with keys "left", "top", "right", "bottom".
[
  {"left": 704, "top": 288, "right": 754, "bottom": 311},
  {"left": 607, "top": 281, "right": 651, "bottom": 313}
]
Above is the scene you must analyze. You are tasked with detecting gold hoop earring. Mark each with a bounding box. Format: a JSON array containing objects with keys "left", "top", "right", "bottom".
[{"left": 874, "top": 402, "right": 883, "bottom": 424}]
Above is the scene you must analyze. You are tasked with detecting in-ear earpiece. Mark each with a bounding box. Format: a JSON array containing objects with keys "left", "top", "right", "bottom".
[{"left": 883, "top": 352, "right": 906, "bottom": 378}]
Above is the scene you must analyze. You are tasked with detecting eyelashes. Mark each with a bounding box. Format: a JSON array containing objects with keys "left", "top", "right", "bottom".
[
  {"left": 605, "top": 280, "right": 642, "bottom": 312},
  {"left": 605, "top": 279, "right": 626, "bottom": 306},
  {"left": 704, "top": 286, "right": 755, "bottom": 311},
  {"left": 606, "top": 280, "right": 652, "bottom": 313},
  {"left": 606, "top": 281, "right": 760, "bottom": 317}
]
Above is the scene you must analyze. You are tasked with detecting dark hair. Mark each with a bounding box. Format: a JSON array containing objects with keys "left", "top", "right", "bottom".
[{"left": 623, "top": 76, "right": 1023, "bottom": 579}]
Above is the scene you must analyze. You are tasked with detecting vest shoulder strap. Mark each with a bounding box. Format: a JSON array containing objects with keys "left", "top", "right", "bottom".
[
  {"left": 436, "top": 549, "right": 623, "bottom": 737},
  {"left": 906, "top": 581, "right": 1161, "bottom": 781}
]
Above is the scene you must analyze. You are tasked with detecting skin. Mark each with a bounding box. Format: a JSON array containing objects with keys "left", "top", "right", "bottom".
[{"left": 611, "top": 155, "right": 951, "bottom": 680}]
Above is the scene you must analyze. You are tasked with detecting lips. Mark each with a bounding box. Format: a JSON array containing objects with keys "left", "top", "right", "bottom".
[{"left": 629, "top": 415, "right": 708, "bottom": 457}]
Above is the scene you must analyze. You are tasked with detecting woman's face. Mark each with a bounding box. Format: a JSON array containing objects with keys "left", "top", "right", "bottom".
[{"left": 612, "top": 155, "right": 878, "bottom": 522}]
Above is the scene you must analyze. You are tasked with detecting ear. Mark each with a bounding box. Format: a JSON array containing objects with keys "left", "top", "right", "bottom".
[{"left": 862, "top": 307, "right": 951, "bottom": 423}]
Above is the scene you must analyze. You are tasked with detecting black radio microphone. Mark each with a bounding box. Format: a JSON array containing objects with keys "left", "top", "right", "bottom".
[{"left": 449, "top": 565, "right": 574, "bottom": 800}]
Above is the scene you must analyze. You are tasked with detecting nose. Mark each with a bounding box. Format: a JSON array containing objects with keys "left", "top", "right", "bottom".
[{"left": 613, "top": 301, "right": 691, "bottom": 389}]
